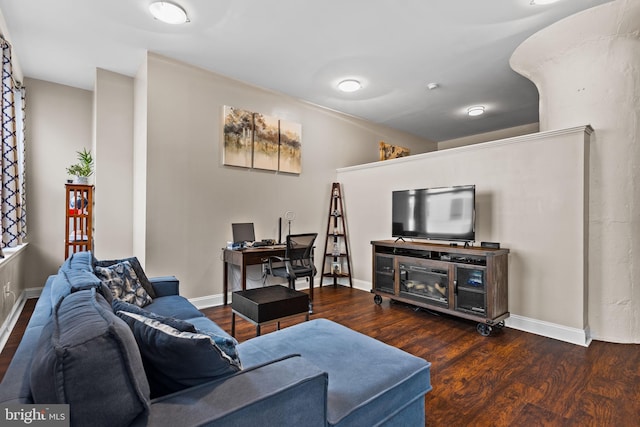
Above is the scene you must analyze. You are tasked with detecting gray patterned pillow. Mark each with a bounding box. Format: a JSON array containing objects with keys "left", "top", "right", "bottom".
[{"left": 95, "top": 261, "right": 153, "bottom": 307}]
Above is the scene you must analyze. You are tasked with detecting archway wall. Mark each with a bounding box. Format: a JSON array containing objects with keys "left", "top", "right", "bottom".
[{"left": 511, "top": 0, "right": 640, "bottom": 342}]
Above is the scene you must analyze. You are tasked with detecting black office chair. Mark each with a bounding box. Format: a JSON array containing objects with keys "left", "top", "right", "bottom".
[{"left": 265, "top": 233, "right": 317, "bottom": 311}]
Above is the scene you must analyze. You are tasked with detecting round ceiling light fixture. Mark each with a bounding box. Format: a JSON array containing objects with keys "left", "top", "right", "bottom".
[
  {"left": 149, "top": 2, "right": 189, "bottom": 24},
  {"left": 530, "top": 0, "right": 559, "bottom": 5},
  {"left": 467, "top": 106, "right": 485, "bottom": 117},
  {"left": 337, "top": 79, "right": 362, "bottom": 93}
]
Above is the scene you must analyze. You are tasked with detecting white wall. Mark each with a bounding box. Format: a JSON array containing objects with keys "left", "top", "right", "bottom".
[
  {"left": 511, "top": 0, "right": 640, "bottom": 343},
  {"left": 438, "top": 123, "right": 539, "bottom": 150},
  {"left": 24, "top": 78, "right": 93, "bottom": 286},
  {"left": 137, "top": 53, "right": 435, "bottom": 301},
  {"left": 338, "top": 127, "right": 591, "bottom": 345},
  {"left": 93, "top": 69, "right": 134, "bottom": 259}
]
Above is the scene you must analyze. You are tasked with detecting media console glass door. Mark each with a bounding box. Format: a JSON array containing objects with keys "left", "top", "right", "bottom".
[
  {"left": 454, "top": 266, "right": 487, "bottom": 315},
  {"left": 374, "top": 254, "right": 395, "bottom": 294}
]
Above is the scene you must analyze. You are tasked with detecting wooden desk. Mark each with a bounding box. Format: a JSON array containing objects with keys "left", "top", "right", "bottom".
[{"left": 223, "top": 246, "right": 286, "bottom": 305}]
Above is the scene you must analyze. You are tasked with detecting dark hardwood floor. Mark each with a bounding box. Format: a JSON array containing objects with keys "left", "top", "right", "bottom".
[{"left": 2, "top": 286, "right": 639, "bottom": 426}]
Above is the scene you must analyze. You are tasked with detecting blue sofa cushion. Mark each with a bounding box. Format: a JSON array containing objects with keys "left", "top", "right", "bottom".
[
  {"left": 30, "top": 289, "right": 150, "bottom": 427},
  {"left": 142, "top": 295, "right": 205, "bottom": 320},
  {"left": 94, "top": 256, "right": 157, "bottom": 298},
  {"left": 112, "top": 299, "right": 196, "bottom": 332},
  {"left": 95, "top": 260, "right": 153, "bottom": 307},
  {"left": 238, "top": 319, "right": 432, "bottom": 427},
  {"left": 117, "top": 311, "right": 242, "bottom": 398},
  {"left": 50, "top": 252, "right": 103, "bottom": 306}
]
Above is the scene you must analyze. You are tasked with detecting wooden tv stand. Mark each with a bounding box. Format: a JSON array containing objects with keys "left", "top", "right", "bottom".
[{"left": 371, "top": 240, "right": 509, "bottom": 336}]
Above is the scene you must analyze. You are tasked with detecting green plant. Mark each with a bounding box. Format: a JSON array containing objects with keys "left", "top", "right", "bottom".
[{"left": 66, "top": 148, "right": 94, "bottom": 177}]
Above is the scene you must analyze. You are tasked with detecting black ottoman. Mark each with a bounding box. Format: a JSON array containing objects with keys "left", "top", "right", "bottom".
[{"left": 231, "top": 285, "right": 309, "bottom": 336}]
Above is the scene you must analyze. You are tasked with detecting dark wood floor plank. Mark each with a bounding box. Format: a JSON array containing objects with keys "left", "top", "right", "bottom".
[{"left": 2, "top": 285, "right": 640, "bottom": 426}]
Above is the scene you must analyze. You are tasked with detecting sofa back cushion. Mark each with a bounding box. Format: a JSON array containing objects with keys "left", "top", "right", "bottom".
[
  {"left": 50, "top": 251, "right": 104, "bottom": 306},
  {"left": 116, "top": 311, "right": 242, "bottom": 398},
  {"left": 30, "top": 289, "right": 150, "bottom": 427}
]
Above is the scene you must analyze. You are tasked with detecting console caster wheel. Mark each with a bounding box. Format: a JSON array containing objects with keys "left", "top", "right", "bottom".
[
  {"left": 494, "top": 321, "right": 505, "bottom": 329},
  {"left": 374, "top": 294, "right": 383, "bottom": 305},
  {"left": 477, "top": 323, "right": 492, "bottom": 337}
]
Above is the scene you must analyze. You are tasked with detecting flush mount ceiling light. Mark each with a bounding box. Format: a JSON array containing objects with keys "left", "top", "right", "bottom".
[
  {"left": 337, "top": 79, "right": 362, "bottom": 93},
  {"left": 467, "top": 106, "right": 485, "bottom": 116},
  {"left": 530, "top": 0, "right": 559, "bottom": 5},
  {"left": 149, "top": 2, "right": 189, "bottom": 24}
]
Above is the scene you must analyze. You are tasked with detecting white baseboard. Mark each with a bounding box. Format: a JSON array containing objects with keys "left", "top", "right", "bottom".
[
  {"left": 351, "top": 279, "right": 371, "bottom": 292},
  {"left": 190, "top": 278, "right": 371, "bottom": 310},
  {"left": 190, "top": 293, "right": 226, "bottom": 310},
  {"left": 505, "top": 314, "right": 591, "bottom": 347},
  {"left": 0, "top": 291, "right": 27, "bottom": 354},
  {"left": 352, "top": 280, "right": 591, "bottom": 346}
]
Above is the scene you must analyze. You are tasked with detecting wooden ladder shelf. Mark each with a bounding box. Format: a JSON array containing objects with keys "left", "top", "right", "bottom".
[{"left": 321, "top": 182, "right": 353, "bottom": 287}]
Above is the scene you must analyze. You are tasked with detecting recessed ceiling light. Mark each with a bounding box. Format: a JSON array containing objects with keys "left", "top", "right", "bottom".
[
  {"left": 467, "top": 106, "right": 485, "bottom": 116},
  {"left": 337, "top": 79, "right": 361, "bottom": 93},
  {"left": 530, "top": 0, "right": 559, "bottom": 5},
  {"left": 149, "top": 2, "right": 189, "bottom": 24}
]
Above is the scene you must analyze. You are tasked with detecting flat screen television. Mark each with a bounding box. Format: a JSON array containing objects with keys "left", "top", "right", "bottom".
[{"left": 392, "top": 185, "right": 475, "bottom": 242}]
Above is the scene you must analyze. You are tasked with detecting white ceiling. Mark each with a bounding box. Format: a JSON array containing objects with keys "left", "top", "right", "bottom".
[{"left": 0, "top": 0, "right": 611, "bottom": 142}]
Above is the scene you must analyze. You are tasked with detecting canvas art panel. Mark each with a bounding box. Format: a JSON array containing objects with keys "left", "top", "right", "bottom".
[
  {"left": 279, "top": 120, "right": 302, "bottom": 174},
  {"left": 253, "top": 114, "right": 279, "bottom": 171},
  {"left": 223, "top": 106, "right": 254, "bottom": 168}
]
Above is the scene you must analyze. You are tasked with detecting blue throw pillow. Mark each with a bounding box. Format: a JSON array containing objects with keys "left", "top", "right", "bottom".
[
  {"left": 192, "top": 326, "right": 241, "bottom": 367},
  {"left": 95, "top": 261, "right": 153, "bottom": 307},
  {"left": 116, "top": 311, "right": 242, "bottom": 398},
  {"left": 30, "top": 289, "right": 150, "bottom": 427},
  {"left": 112, "top": 299, "right": 196, "bottom": 332}
]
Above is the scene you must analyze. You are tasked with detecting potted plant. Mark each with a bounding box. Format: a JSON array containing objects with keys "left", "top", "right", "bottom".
[{"left": 66, "top": 148, "right": 94, "bottom": 184}]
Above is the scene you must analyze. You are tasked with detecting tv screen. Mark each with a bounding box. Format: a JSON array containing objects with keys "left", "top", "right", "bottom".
[{"left": 392, "top": 185, "right": 475, "bottom": 242}]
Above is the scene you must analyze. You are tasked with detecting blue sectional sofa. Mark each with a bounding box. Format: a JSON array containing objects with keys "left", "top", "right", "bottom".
[{"left": 0, "top": 252, "right": 432, "bottom": 426}]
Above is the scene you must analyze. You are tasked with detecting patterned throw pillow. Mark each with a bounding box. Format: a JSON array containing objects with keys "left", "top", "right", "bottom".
[
  {"left": 94, "top": 256, "right": 157, "bottom": 298},
  {"left": 95, "top": 261, "right": 153, "bottom": 307}
]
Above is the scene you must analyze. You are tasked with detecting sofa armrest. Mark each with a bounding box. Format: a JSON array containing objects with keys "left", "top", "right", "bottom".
[
  {"left": 149, "top": 276, "right": 180, "bottom": 297},
  {"left": 134, "top": 355, "right": 328, "bottom": 427}
]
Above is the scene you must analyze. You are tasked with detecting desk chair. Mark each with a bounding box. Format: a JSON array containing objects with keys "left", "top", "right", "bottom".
[{"left": 265, "top": 233, "right": 317, "bottom": 312}]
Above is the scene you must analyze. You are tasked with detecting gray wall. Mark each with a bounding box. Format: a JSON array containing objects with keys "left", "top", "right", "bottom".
[
  {"left": 19, "top": 53, "right": 435, "bottom": 306},
  {"left": 138, "top": 53, "right": 434, "bottom": 302}
]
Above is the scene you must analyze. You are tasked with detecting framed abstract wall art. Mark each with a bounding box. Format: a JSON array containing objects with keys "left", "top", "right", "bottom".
[{"left": 222, "top": 106, "right": 302, "bottom": 174}]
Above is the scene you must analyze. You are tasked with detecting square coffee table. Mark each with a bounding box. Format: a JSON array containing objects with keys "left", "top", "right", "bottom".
[{"left": 231, "top": 285, "right": 310, "bottom": 337}]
